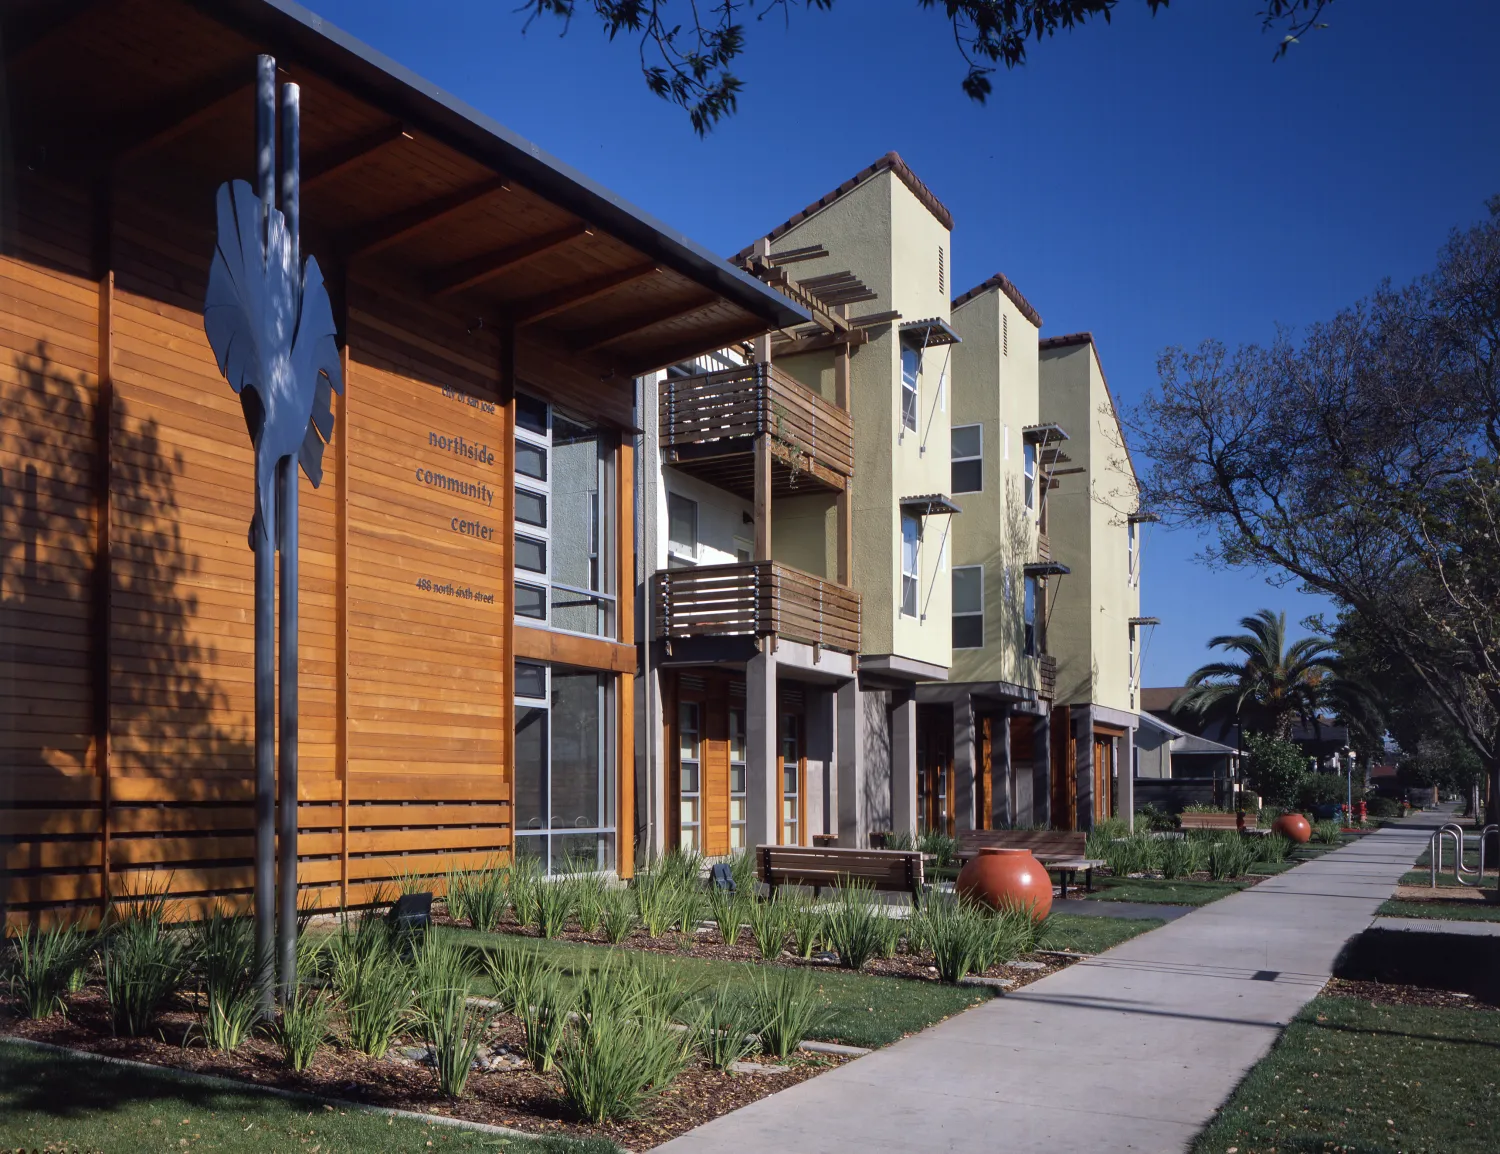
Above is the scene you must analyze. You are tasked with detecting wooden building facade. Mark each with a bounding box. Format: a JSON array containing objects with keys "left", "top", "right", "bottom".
[{"left": 0, "top": 0, "right": 803, "bottom": 926}]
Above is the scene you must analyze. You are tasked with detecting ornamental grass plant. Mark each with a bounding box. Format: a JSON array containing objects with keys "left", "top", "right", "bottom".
[
  {"left": 187, "top": 911, "right": 259, "bottom": 1051},
  {"left": 480, "top": 939, "right": 547, "bottom": 1014},
  {"left": 420, "top": 986, "right": 487, "bottom": 1099},
  {"left": 570, "top": 872, "right": 608, "bottom": 935},
  {"left": 5, "top": 921, "right": 91, "bottom": 1021},
  {"left": 1158, "top": 836, "right": 1201, "bottom": 880},
  {"left": 1206, "top": 836, "right": 1255, "bottom": 881},
  {"left": 1255, "top": 833, "right": 1292, "bottom": 864},
  {"left": 920, "top": 895, "right": 992, "bottom": 984},
  {"left": 534, "top": 877, "right": 573, "bottom": 939},
  {"left": 787, "top": 892, "right": 824, "bottom": 959},
  {"left": 632, "top": 866, "right": 680, "bottom": 939},
  {"left": 557, "top": 1001, "right": 691, "bottom": 1123},
  {"left": 692, "top": 983, "right": 759, "bottom": 1071},
  {"left": 101, "top": 897, "right": 187, "bottom": 1038},
  {"left": 449, "top": 858, "right": 508, "bottom": 932},
  {"left": 706, "top": 884, "right": 746, "bottom": 947},
  {"left": 600, "top": 885, "right": 638, "bottom": 944},
  {"left": 277, "top": 981, "right": 332, "bottom": 1072},
  {"left": 410, "top": 932, "right": 476, "bottom": 1025},
  {"left": 821, "top": 882, "right": 885, "bottom": 971},
  {"left": 519, "top": 969, "right": 573, "bottom": 1074},
  {"left": 508, "top": 856, "right": 544, "bottom": 929},
  {"left": 745, "top": 892, "right": 789, "bottom": 960},
  {"left": 750, "top": 968, "right": 827, "bottom": 1059},
  {"left": 1313, "top": 819, "right": 1344, "bottom": 844},
  {"left": 334, "top": 938, "right": 412, "bottom": 1059}
]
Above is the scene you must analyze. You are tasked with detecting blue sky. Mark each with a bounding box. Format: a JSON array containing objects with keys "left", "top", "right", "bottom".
[{"left": 307, "top": 0, "right": 1500, "bottom": 685}]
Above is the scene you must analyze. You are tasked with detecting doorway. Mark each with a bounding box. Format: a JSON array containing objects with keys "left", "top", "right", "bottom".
[{"left": 917, "top": 705, "right": 955, "bottom": 836}]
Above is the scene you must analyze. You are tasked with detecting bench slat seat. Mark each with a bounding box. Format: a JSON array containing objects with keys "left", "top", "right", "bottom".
[
  {"left": 758, "top": 845, "right": 924, "bottom": 901},
  {"left": 1178, "top": 813, "right": 1240, "bottom": 832}
]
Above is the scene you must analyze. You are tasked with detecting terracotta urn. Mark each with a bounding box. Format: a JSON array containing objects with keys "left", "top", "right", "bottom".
[
  {"left": 955, "top": 848, "right": 1053, "bottom": 920},
  {"left": 1272, "top": 812, "right": 1312, "bottom": 843}
]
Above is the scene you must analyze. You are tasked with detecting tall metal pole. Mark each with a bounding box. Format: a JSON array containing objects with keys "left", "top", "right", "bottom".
[
  {"left": 252, "top": 53, "right": 278, "bottom": 1022},
  {"left": 276, "top": 81, "right": 302, "bottom": 1005}
]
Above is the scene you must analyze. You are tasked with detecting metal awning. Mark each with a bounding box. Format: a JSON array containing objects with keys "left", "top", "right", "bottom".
[
  {"left": 1023, "top": 423, "right": 1069, "bottom": 443},
  {"left": 900, "top": 318, "right": 961, "bottom": 347},
  {"left": 1128, "top": 512, "right": 1161, "bottom": 524},
  {"left": 900, "top": 494, "right": 961, "bottom": 517},
  {"left": 1023, "top": 561, "right": 1071, "bottom": 577},
  {"left": 1129, "top": 616, "right": 1161, "bottom": 626}
]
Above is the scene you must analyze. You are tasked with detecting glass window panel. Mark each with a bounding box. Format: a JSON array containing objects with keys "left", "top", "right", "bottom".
[
  {"left": 679, "top": 704, "right": 700, "bottom": 758},
  {"left": 951, "top": 424, "right": 981, "bottom": 459},
  {"left": 783, "top": 799, "right": 797, "bottom": 821},
  {"left": 551, "top": 833, "right": 608, "bottom": 874},
  {"left": 550, "top": 587, "right": 610, "bottom": 637},
  {"left": 516, "top": 440, "right": 547, "bottom": 481},
  {"left": 512, "top": 834, "right": 545, "bottom": 866},
  {"left": 729, "top": 766, "right": 745, "bottom": 794},
  {"left": 516, "top": 394, "right": 548, "bottom": 437},
  {"left": 783, "top": 765, "right": 797, "bottom": 793},
  {"left": 680, "top": 764, "right": 700, "bottom": 794},
  {"left": 667, "top": 493, "right": 697, "bottom": 559},
  {"left": 549, "top": 671, "right": 602, "bottom": 830},
  {"left": 553, "top": 424, "right": 604, "bottom": 592},
  {"left": 729, "top": 709, "right": 746, "bottom": 763},
  {"left": 730, "top": 825, "right": 744, "bottom": 850},
  {"left": 952, "top": 566, "right": 983, "bottom": 614},
  {"left": 953, "top": 614, "right": 984, "bottom": 649},
  {"left": 951, "top": 458, "right": 982, "bottom": 494},
  {"left": 516, "top": 534, "right": 547, "bottom": 574},
  {"left": 515, "top": 706, "right": 547, "bottom": 831},
  {"left": 902, "top": 575, "right": 918, "bottom": 619},
  {"left": 516, "top": 488, "right": 547, "bottom": 528},
  {"left": 515, "top": 662, "right": 547, "bottom": 699},
  {"left": 730, "top": 798, "right": 745, "bottom": 823},
  {"left": 902, "top": 516, "right": 919, "bottom": 575},
  {"left": 515, "top": 582, "right": 547, "bottom": 620},
  {"left": 680, "top": 826, "right": 699, "bottom": 851}
]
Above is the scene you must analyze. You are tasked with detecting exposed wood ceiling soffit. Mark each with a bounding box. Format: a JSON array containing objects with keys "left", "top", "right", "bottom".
[
  {"left": 302, "top": 122, "right": 411, "bottom": 190},
  {"left": 431, "top": 222, "right": 593, "bottom": 298},
  {"left": 107, "top": 67, "right": 254, "bottom": 167},
  {"left": 577, "top": 293, "right": 720, "bottom": 352},
  {"left": 4, "top": 0, "right": 107, "bottom": 68},
  {"left": 511, "top": 262, "right": 660, "bottom": 326},
  {"left": 623, "top": 320, "right": 766, "bottom": 376},
  {"left": 344, "top": 177, "right": 510, "bottom": 257}
]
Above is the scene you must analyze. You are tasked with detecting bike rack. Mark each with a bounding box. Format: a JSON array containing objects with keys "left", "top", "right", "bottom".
[{"left": 1430, "top": 823, "right": 1500, "bottom": 888}]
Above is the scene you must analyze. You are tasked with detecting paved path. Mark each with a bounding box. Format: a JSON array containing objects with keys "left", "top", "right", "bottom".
[
  {"left": 660, "top": 813, "right": 1447, "bottom": 1154},
  {"left": 1055, "top": 899, "right": 1194, "bottom": 922}
]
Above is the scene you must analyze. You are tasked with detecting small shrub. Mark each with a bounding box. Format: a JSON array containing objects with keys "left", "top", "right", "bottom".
[
  {"left": 534, "top": 878, "right": 573, "bottom": 939},
  {"left": 102, "top": 903, "right": 187, "bottom": 1037},
  {"left": 336, "top": 944, "right": 412, "bottom": 1059},
  {"left": 1157, "top": 837, "right": 1200, "bottom": 880},
  {"left": 277, "top": 982, "right": 332, "bottom": 1072},
  {"left": 706, "top": 885, "right": 746, "bottom": 947},
  {"left": 917, "top": 829, "right": 958, "bottom": 868},
  {"left": 571, "top": 873, "right": 607, "bottom": 935},
  {"left": 1205, "top": 837, "right": 1254, "bottom": 880},
  {"left": 1255, "top": 833, "right": 1292, "bottom": 864},
  {"left": 1312, "top": 819, "right": 1344, "bottom": 845},
  {"left": 1296, "top": 773, "right": 1349, "bottom": 811},
  {"left": 1103, "top": 832, "right": 1160, "bottom": 876},
  {"left": 693, "top": 984, "right": 758, "bottom": 1070},
  {"left": 520, "top": 971, "right": 573, "bottom": 1074},
  {"left": 5, "top": 921, "right": 91, "bottom": 1021},
  {"left": 879, "top": 830, "right": 915, "bottom": 851},
  {"left": 1134, "top": 803, "right": 1176, "bottom": 832},
  {"left": 745, "top": 895, "right": 789, "bottom": 960},
  {"left": 750, "top": 969, "right": 827, "bottom": 1058},
  {"left": 821, "top": 883, "right": 884, "bottom": 971},
  {"left": 1366, "top": 795, "right": 1400, "bottom": 819},
  {"left": 422, "top": 986, "right": 486, "bottom": 1099},
  {"left": 600, "top": 886, "right": 637, "bottom": 944},
  {"left": 558, "top": 1005, "right": 691, "bottom": 1123}
]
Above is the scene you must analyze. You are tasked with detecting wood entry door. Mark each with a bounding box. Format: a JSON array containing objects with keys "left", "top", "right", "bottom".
[
  {"left": 917, "top": 705, "right": 954, "bottom": 836},
  {"left": 778, "top": 708, "right": 806, "bottom": 846},
  {"left": 1093, "top": 735, "right": 1114, "bottom": 824}
]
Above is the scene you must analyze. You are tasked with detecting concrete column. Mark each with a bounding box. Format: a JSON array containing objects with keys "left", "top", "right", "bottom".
[
  {"left": 835, "top": 680, "right": 864, "bottom": 846},
  {"left": 1121, "top": 726, "right": 1136, "bottom": 831},
  {"left": 994, "top": 704, "right": 1014, "bottom": 828},
  {"left": 953, "top": 696, "right": 977, "bottom": 832},
  {"left": 1033, "top": 707, "right": 1052, "bottom": 829},
  {"left": 890, "top": 690, "right": 918, "bottom": 838},
  {"left": 1075, "top": 707, "right": 1095, "bottom": 832},
  {"left": 805, "top": 686, "right": 835, "bottom": 840},
  {"left": 746, "top": 650, "right": 779, "bottom": 847},
  {"left": 641, "top": 661, "right": 668, "bottom": 860}
]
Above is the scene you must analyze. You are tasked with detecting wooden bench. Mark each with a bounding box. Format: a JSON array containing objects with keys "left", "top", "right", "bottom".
[
  {"left": 758, "top": 845, "right": 924, "bottom": 902},
  {"left": 1178, "top": 812, "right": 1240, "bottom": 832},
  {"left": 955, "top": 830, "right": 1104, "bottom": 897}
]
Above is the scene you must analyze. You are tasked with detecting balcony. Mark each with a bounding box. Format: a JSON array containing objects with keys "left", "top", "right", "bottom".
[
  {"left": 1038, "top": 654, "right": 1058, "bottom": 701},
  {"left": 659, "top": 363, "right": 853, "bottom": 499},
  {"left": 654, "top": 562, "right": 861, "bottom": 654}
]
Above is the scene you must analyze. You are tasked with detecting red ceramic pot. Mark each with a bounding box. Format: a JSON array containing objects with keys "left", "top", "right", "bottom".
[
  {"left": 955, "top": 847, "right": 1053, "bottom": 920},
  {"left": 1272, "top": 813, "right": 1312, "bottom": 843}
]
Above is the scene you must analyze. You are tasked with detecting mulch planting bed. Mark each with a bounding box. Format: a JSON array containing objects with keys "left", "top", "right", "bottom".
[
  {"left": 433, "top": 911, "right": 1078, "bottom": 989},
  {"left": 1324, "top": 977, "right": 1500, "bottom": 1011},
  {"left": 0, "top": 988, "right": 844, "bottom": 1150}
]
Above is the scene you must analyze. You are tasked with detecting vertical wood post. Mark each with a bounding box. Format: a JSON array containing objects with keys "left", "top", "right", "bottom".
[
  {"left": 834, "top": 305, "right": 852, "bottom": 587},
  {"left": 754, "top": 430, "right": 772, "bottom": 562},
  {"left": 497, "top": 325, "right": 517, "bottom": 860},
  {"left": 336, "top": 341, "right": 350, "bottom": 908},
  {"left": 616, "top": 433, "right": 636, "bottom": 877},
  {"left": 93, "top": 190, "right": 114, "bottom": 919}
]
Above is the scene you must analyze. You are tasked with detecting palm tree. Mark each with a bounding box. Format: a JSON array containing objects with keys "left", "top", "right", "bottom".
[{"left": 1178, "top": 610, "right": 1336, "bottom": 741}]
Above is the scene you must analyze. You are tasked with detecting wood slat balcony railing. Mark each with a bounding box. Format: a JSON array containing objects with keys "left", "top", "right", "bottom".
[
  {"left": 654, "top": 562, "right": 861, "bottom": 655},
  {"left": 1036, "top": 531, "right": 1051, "bottom": 563},
  {"left": 659, "top": 363, "right": 853, "bottom": 499},
  {"left": 1038, "top": 654, "right": 1058, "bottom": 701}
]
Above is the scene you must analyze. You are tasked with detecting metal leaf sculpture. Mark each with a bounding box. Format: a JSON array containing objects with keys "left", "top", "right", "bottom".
[{"left": 205, "top": 179, "right": 343, "bottom": 546}]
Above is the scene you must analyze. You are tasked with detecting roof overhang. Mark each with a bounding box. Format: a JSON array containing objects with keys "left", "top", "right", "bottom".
[
  {"left": 1023, "top": 423, "right": 1070, "bottom": 443},
  {"left": 900, "top": 318, "right": 961, "bottom": 347},
  {"left": 1129, "top": 617, "right": 1161, "bottom": 627},
  {"left": 900, "top": 494, "right": 962, "bottom": 517}
]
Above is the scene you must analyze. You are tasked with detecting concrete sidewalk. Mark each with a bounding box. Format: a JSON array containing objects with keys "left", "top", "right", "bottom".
[{"left": 659, "top": 815, "right": 1444, "bottom": 1154}]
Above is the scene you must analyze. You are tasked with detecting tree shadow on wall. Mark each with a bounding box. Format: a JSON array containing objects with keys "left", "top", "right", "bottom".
[{"left": 0, "top": 343, "right": 252, "bottom": 926}]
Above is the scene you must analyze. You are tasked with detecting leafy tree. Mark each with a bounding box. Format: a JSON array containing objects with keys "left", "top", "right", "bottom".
[
  {"left": 518, "top": 1, "right": 1336, "bottom": 134},
  {"left": 1178, "top": 609, "right": 1335, "bottom": 741},
  {"left": 1133, "top": 197, "right": 1500, "bottom": 825},
  {"left": 1243, "top": 732, "right": 1306, "bottom": 807}
]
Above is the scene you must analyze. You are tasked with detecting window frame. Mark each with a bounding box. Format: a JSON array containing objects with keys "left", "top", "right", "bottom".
[
  {"left": 952, "top": 564, "right": 984, "bottom": 649},
  {"left": 901, "top": 513, "right": 920, "bottom": 618},
  {"left": 1023, "top": 575, "right": 1038, "bottom": 658},
  {"left": 1023, "top": 441, "right": 1037, "bottom": 511},
  {"left": 666, "top": 491, "right": 699, "bottom": 567},
  {"left": 900, "top": 345, "right": 920, "bottom": 433},
  {"left": 951, "top": 423, "right": 983, "bottom": 494}
]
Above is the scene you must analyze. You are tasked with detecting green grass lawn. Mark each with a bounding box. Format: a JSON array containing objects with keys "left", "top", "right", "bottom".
[
  {"left": 0, "top": 1040, "right": 615, "bottom": 1154},
  {"left": 1083, "top": 876, "right": 1250, "bottom": 906},
  {"left": 1041, "top": 913, "right": 1164, "bottom": 953},
  {"left": 1193, "top": 995, "right": 1500, "bottom": 1153},
  {"left": 442, "top": 927, "right": 990, "bottom": 1049},
  {"left": 1377, "top": 898, "right": 1500, "bottom": 922}
]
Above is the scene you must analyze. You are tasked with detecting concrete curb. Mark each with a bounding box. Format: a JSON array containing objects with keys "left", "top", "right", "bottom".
[{"left": 0, "top": 1036, "right": 555, "bottom": 1145}]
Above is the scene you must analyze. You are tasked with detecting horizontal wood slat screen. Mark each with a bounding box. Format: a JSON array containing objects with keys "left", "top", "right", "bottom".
[{"left": 654, "top": 561, "right": 860, "bottom": 654}]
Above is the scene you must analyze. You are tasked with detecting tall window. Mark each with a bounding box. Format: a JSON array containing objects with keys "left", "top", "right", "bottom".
[
  {"left": 937, "top": 245, "right": 945, "bottom": 295},
  {"left": 901, "top": 514, "right": 920, "bottom": 617},
  {"left": 1023, "top": 441, "right": 1037, "bottom": 511},
  {"left": 1003, "top": 312, "right": 1009, "bottom": 357},
  {"left": 900, "top": 346, "right": 920, "bottom": 432},
  {"left": 514, "top": 663, "right": 614, "bottom": 873},
  {"left": 729, "top": 707, "right": 747, "bottom": 850},
  {"left": 780, "top": 713, "right": 801, "bottom": 845},
  {"left": 1128, "top": 519, "right": 1138, "bottom": 584},
  {"left": 952, "top": 565, "right": 983, "bottom": 649},
  {"left": 667, "top": 492, "right": 698, "bottom": 567},
  {"left": 678, "top": 701, "right": 700, "bottom": 850},
  {"left": 951, "top": 424, "right": 982, "bottom": 493},
  {"left": 514, "top": 397, "right": 615, "bottom": 636},
  {"left": 1023, "top": 576, "right": 1038, "bottom": 657}
]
